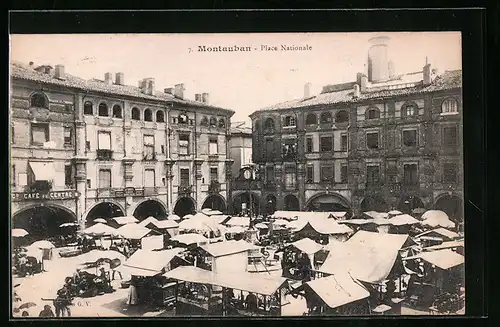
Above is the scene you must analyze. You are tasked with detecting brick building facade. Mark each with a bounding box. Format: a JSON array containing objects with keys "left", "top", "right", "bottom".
[
  {"left": 10, "top": 62, "right": 233, "bottom": 237},
  {"left": 245, "top": 37, "right": 463, "bottom": 225}
]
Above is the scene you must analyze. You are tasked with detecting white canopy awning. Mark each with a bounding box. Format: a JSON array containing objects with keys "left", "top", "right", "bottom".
[{"left": 29, "top": 161, "right": 55, "bottom": 181}]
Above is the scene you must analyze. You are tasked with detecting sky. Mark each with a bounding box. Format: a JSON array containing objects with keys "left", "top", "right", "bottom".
[{"left": 10, "top": 32, "right": 461, "bottom": 124}]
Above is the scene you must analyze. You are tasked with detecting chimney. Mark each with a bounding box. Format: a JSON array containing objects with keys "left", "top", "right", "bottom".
[
  {"left": 304, "top": 83, "right": 311, "bottom": 98},
  {"left": 360, "top": 74, "right": 368, "bottom": 92},
  {"left": 195, "top": 94, "right": 202, "bottom": 102},
  {"left": 353, "top": 84, "right": 360, "bottom": 98},
  {"left": 201, "top": 93, "right": 209, "bottom": 104},
  {"left": 367, "top": 36, "right": 390, "bottom": 82},
  {"left": 148, "top": 79, "right": 155, "bottom": 95},
  {"left": 174, "top": 84, "right": 185, "bottom": 99},
  {"left": 29, "top": 62, "right": 34, "bottom": 68},
  {"left": 356, "top": 72, "right": 363, "bottom": 85},
  {"left": 423, "top": 57, "right": 432, "bottom": 86},
  {"left": 115, "top": 72, "right": 124, "bottom": 85},
  {"left": 388, "top": 61, "right": 395, "bottom": 78},
  {"left": 55, "top": 65, "right": 65, "bottom": 80},
  {"left": 104, "top": 72, "right": 113, "bottom": 85},
  {"left": 164, "top": 87, "right": 174, "bottom": 95}
]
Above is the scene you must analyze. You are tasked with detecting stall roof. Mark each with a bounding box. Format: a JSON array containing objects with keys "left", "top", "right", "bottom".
[
  {"left": 210, "top": 215, "right": 232, "bottom": 224},
  {"left": 388, "top": 214, "right": 420, "bottom": 226},
  {"left": 410, "top": 249, "right": 464, "bottom": 270},
  {"left": 171, "top": 233, "right": 208, "bottom": 245},
  {"left": 288, "top": 238, "right": 323, "bottom": 255},
  {"left": 415, "top": 228, "right": 459, "bottom": 241},
  {"left": 226, "top": 217, "right": 250, "bottom": 227},
  {"left": 164, "top": 265, "right": 288, "bottom": 296},
  {"left": 123, "top": 248, "right": 184, "bottom": 276},
  {"left": 338, "top": 219, "right": 374, "bottom": 225},
  {"left": 200, "top": 240, "right": 253, "bottom": 257},
  {"left": 113, "top": 216, "right": 139, "bottom": 225},
  {"left": 295, "top": 273, "right": 370, "bottom": 309},
  {"left": 319, "top": 231, "right": 415, "bottom": 283},
  {"left": 271, "top": 211, "right": 336, "bottom": 221},
  {"left": 296, "top": 219, "right": 354, "bottom": 235},
  {"left": 81, "top": 223, "right": 117, "bottom": 236},
  {"left": 178, "top": 218, "right": 221, "bottom": 232},
  {"left": 117, "top": 223, "right": 157, "bottom": 239},
  {"left": 421, "top": 210, "right": 456, "bottom": 229},
  {"left": 422, "top": 240, "right": 464, "bottom": 252},
  {"left": 153, "top": 219, "right": 179, "bottom": 229},
  {"left": 138, "top": 217, "right": 158, "bottom": 228}
]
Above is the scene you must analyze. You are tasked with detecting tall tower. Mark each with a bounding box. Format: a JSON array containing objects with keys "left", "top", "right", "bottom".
[{"left": 367, "top": 36, "right": 391, "bottom": 82}]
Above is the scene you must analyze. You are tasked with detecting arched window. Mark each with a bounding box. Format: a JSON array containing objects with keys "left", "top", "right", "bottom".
[
  {"left": 131, "top": 107, "right": 140, "bottom": 120},
  {"left": 335, "top": 110, "right": 349, "bottom": 123},
  {"left": 218, "top": 118, "right": 226, "bottom": 128},
  {"left": 112, "top": 105, "right": 122, "bottom": 118},
  {"left": 402, "top": 103, "right": 417, "bottom": 117},
  {"left": 264, "top": 118, "right": 275, "bottom": 131},
  {"left": 366, "top": 108, "right": 380, "bottom": 120},
  {"left": 83, "top": 101, "right": 94, "bottom": 115},
  {"left": 284, "top": 115, "right": 296, "bottom": 127},
  {"left": 30, "top": 93, "right": 48, "bottom": 109},
  {"left": 209, "top": 117, "right": 217, "bottom": 127},
  {"left": 305, "top": 113, "right": 317, "bottom": 125},
  {"left": 98, "top": 103, "right": 109, "bottom": 117},
  {"left": 156, "top": 110, "right": 165, "bottom": 122},
  {"left": 441, "top": 98, "right": 458, "bottom": 113},
  {"left": 320, "top": 112, "right": 332, "bottom": 123},
  {"left": 200, "top": 116, "right": 209, "bottom": 126},
  {"left": 144, "top": 109, "right": 153, "bottom": 122}
]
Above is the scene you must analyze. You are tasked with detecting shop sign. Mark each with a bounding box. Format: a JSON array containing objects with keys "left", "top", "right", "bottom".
[{"left": 12, "top": 190, "right": 80, "bottom": 202}]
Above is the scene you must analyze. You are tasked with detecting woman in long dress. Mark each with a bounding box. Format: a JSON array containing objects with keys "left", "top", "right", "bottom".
[{"left": 127, "top": 278, "right": 138, "bottom": 305}]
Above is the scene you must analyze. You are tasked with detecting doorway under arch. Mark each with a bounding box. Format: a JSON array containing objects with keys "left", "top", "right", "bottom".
[
  {"left": 85, "top": 202, "right": 125, "bottom": 227},
  {"left": 201, "top": 194, "right": 227, "bottom": 213},
  {"left": 12, "top": 205, "right": 77, "bottom": 241},
  {"left": 174, "top": 197, "right": 196, "bottom": 218},
  {"left": 265, "top": 194, "right": 277, "bottom": 216},
  {"left": 133, "top": 199, "right": 168, "bottom": 220},
  {"left": 306, "top": 193, "right": 351, "bottom": 212},
  {"left": 360, "top": 196, "right": 389, "bottom": 213},
  {"left": 232, "top": 192, "right": 260, "bottom": 216},
  {"left": 397, "top": 195, "right": 425, "bottom": 214},
  {"left": 284, "top": 194, "right": 300, "bottom": 211},
  {"left": 435, "top": 195, "right": 463, "bottom": 224}
]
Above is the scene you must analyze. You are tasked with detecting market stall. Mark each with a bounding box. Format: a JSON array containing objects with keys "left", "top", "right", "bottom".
[
  {"left": 164, "top": 265, "right": 289, "bottom": 316},
  {"left": 193, "top": 240, "right": 254, "bottom": 274},
  {"left": 415, "top": 228, "right": 460, "bottom": 247},
  {"left": 292, "top": 219, "right": 353, "bottom": 244},
  {"left": 278, "top": 238, "right": 323, "bottom": 280}
]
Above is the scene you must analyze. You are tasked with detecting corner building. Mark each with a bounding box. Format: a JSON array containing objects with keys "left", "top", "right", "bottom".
[
  {"left": 10, "top": 62, "right": 233, "bottom": 237},
  {"left": 249, "top": 37, "right": 463, "bottom": 227}
]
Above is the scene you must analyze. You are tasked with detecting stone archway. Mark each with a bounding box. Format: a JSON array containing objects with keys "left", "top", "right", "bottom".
[
  {"left": 232, "top": 192, "right": 260, "bottom": 216},
  {"left": 174, "top": 197, "right": 196, "bottom": 218},
  {"left": 284, "top": 194, "right": 300, "bottom": 211},
  {"left": 397, "top": 195, "right": 425, "bottom": 214},
  {"left": 265, "top": 194, "right": 277, "bottom": 215},
  {"left": 12, "top": 205, "right": 77, "bottom": 241},
  {"left": 201, "top": 194, "right": 227, "bottom": 213},
  {"left": 360, "top": 195, "right": 389, "bottom": 212},
  {"left": 84, "top": 201, "right": 126, "bottom": 227},
  {"left": 133, "top": 199, "right": 168, "bottom": 220},
  {"left": 435, "top": 194, "right": 463, "bottom": 224},
  {"left": 306, "top": 192, "right": 351, "bottom": 212}
]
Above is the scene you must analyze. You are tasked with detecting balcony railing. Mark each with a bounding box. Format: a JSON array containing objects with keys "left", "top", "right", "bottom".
[
  {"left": 178, "top": 185, "right": 193, "bottom": 196},
  {"left": 264, "top": 181, "right": 277, "bottom": 190},
  {"left": 233, "top": 179, "right": 261, "bottom": 190},
  {"left": 208, "top": 154, "right": 219, "bottom": 161},
  {"left": 143, "top": 187, "right": 158, "bottom": 196},
  {"left": 208, "top": 180, "right": 221, "bottom": 193},
  {"left": 96, "top": 149, "right": 113, "bottom": 161},
  {"left": 143, "top": 153, "right": 157, "bottom": 161}
]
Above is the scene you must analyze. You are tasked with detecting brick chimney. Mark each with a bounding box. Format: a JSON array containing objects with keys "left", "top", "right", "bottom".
[
  {"left": 360, "top": 74, "right": 368, "bottom": 92},
  {"left": 201, "top": 93, "right": 209, "bottom": 104},
  {"left": 115, "top": 72, "right": 124, "bottom": 85},
  {"left": 141, "top": 78, "right": 155, "bottom": 95},
  {"left": 55, "top": 65, "right": 65, "bottom": 80},
  {"left": 104, "top": 72, "right": 113, "bottom": 85},
  {"left": 195, "top": 94, "right": 202, "bottom": 102},
  {"left": 353, "top": 84, "right": 360, "bottom": 98},
  {"left": 174, "top": 84, "right": 185, "bottom": 99},
  {"left": 423, "top": 57, "right": 432, "bottom": 86},
  {"left": 304, "top": 83, "right": 311, "bottom": 98},
  {"left": 367, "top": 36, "right": 391, "bottom": 82}
]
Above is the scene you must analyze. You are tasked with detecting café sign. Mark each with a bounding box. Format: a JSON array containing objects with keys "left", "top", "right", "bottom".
[{"left": 12, "top": 190, "right": 80, "bottom": 202}]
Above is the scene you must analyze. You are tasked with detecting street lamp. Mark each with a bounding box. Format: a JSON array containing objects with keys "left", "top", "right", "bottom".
[{"left": 242, "top": 165, "right": 259, "bottom": 244}]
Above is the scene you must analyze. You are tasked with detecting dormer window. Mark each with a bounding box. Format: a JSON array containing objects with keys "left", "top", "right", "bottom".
[
  {"left": 131, "top": 107, "right": 140, "bottom": 120},
  {"left": 30, "top": 93, "right": 49, "bottom": 109},
  {"left": 112, "top": 105, "right": 122, "bottom": 118},
  {"left": 218, "top": 118, "right": 226, "bottom": 128},
  {"left": 335, "top": 110, "right": 349, "bottom": 123},
  {"left": 178, "top": 114, "right": 188, "bottom": 124},
  {"left": 441, "top": 98, "right": 458, "bottom": 114},
  {"left": 366, "top": 108, "right": 380, "bottom": 120},
  {"left": 209, "top": 117, "right": 217, "bottom": 127},
  {"left": 144, "top": 108, "right": 153, "bottom": 122},
  {"left": 320, "top": 112, "right": 332, "bottom": 124},
  {"left": 306, "top": 113, "right": 317, "bottom": 125},
  {"left": 201, "top": 116, "right": 209, "bottom": 126},
  {"left": 283, "top": 115, "right": 296, "bottom": 127},
  {"left": 98, "top": 103, "right": 109, "bottom": 117}
]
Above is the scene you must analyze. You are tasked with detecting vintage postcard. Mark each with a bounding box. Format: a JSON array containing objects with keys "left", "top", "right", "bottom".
[{"left": 10, "top": 32, "right": 464, "bottom": 318}]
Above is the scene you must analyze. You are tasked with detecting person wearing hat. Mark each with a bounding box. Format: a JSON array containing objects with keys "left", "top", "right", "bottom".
[
  {"left": 39, "top": 305, "right": 55, "bottom": 317},
  {"left": 98, "top": 267, "right": 110, "bottom": 286}
]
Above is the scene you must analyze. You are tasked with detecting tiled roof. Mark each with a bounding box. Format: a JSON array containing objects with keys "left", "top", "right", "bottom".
[
  {"left": 256, "top": 70, "right": 462, "bottom": 112},
  {"left": 230, "top": 121, "right": 252, "bottom": 135},
  {"left": 10, "top": 61, "right": 234, "bottom": 114}
]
